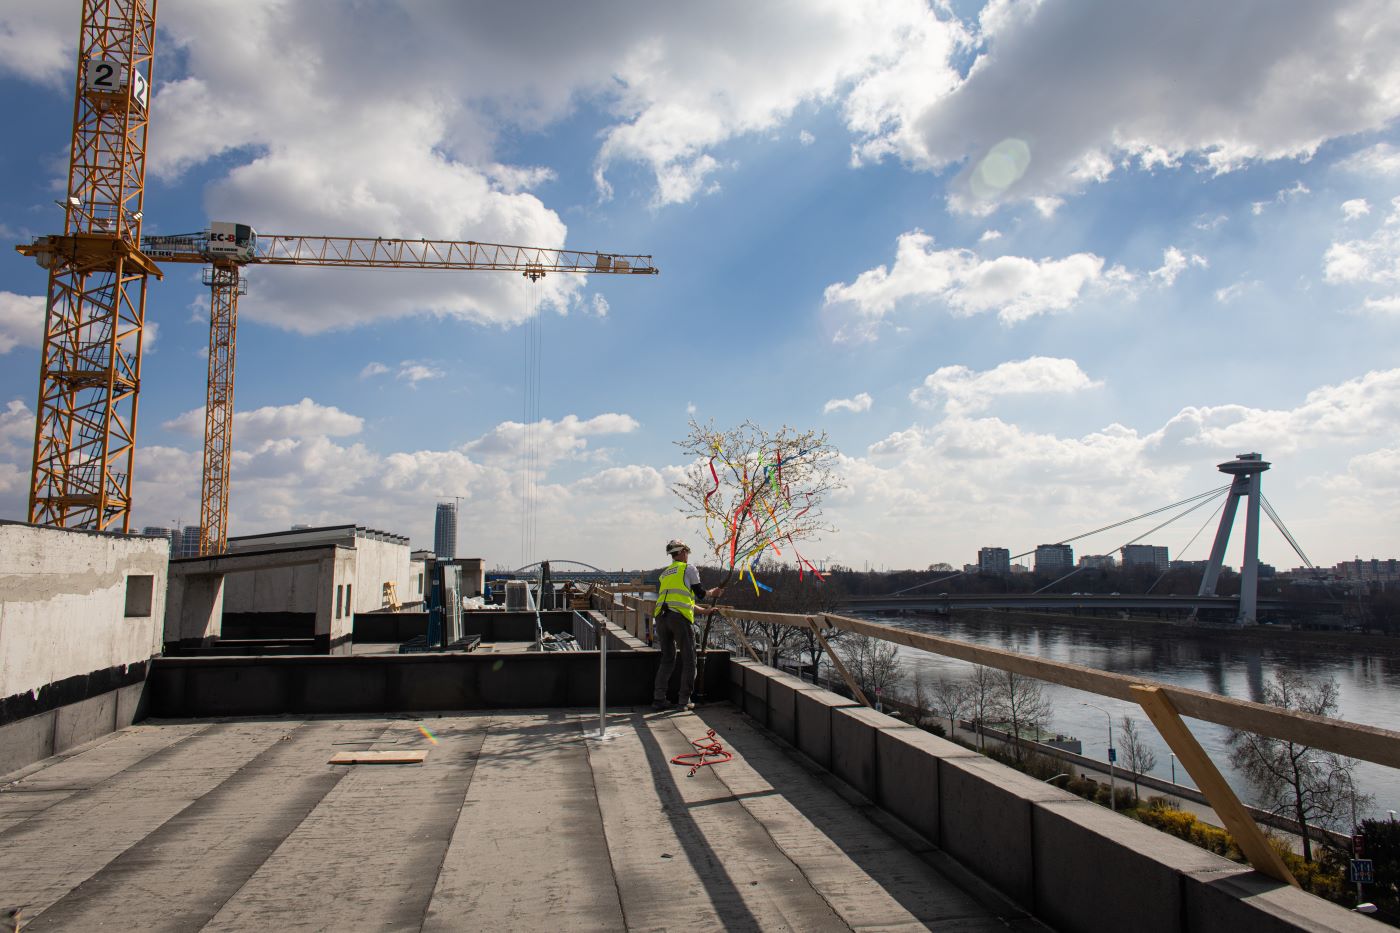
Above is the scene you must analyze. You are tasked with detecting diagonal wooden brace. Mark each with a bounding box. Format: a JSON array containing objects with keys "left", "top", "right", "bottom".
[
  {"left": 812, "top": 615, "right": 869, "bottom": 707},
  {"left": 1132, "top": 685, "right": 1297, "bottom": 887}
]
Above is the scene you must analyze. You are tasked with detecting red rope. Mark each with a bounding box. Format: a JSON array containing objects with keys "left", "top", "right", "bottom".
[{"left": 669, "top": 729, "right": 734, "bottom": 777}]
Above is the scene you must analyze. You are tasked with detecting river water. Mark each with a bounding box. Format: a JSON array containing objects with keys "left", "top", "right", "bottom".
[{"left": 851, "top": 611, "right": 1400, "bottom": 821}]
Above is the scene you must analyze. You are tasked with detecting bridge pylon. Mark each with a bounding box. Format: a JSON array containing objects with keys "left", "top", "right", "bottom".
[{"left": 1197, "top": 452, "right": 1270, "bottom": 624}]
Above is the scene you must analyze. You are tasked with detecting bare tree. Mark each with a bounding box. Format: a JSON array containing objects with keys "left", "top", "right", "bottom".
[
  {"left": 1228, "top": 671, "right": 1375, "bottom": 862},
  {"left": 910, "top": 671, "right": 932, "bottom": 728},
  {"left": 1118, "top": 715, "right": 1157, "bottom": 803},
  {"left": 930, "top": 678, "right": 971, "bottom": 736},
  {"left": 838, "top": 633, "right": 902, "bottom": 703},
  {"left": 966, "top": 665, "right": 999, "bottom": 751},
  {"left": 672, "top": 420, "right": 841, "bottom": 682},
  {"left": 993, "top": 670, "right": 1053, "bottom": 764}
]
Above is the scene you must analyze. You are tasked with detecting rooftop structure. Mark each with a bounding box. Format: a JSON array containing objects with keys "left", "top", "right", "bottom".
[{"left": 0, "top": 521, "right": 1383, "bottom": 931}]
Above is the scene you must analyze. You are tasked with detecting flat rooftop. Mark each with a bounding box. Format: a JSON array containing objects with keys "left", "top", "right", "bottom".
[{"left": 0, "top": 705, "right": 1038, "bottom": 931}]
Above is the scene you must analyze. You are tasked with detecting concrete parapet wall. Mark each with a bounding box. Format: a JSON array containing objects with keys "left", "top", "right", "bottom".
[
  {"left": 728, "top": 659, "right": 1371, "bottom": 933},
  {"left": 0, "top": 680, "right": 148, "bottom": 778},
  {"left": 148, "top": 650, "right": 732, "bottom": 717},
  {"left": 0, "top": 523, "right": 167, "bottom": 707},
  {"left": 0, "top": 524, "right": 167, "bottom": 773}
]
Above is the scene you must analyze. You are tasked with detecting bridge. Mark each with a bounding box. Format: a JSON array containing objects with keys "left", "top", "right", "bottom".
[
  {"left": 501, "top": 559, "right": 640, "bottom": 584},
  {"left": 838, "top": 592, "right": 1336, "bottom": 617}
]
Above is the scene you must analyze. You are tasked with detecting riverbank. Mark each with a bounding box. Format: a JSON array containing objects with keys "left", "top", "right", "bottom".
[{"left": 924, "top": 607, "right": 1400, "bottom": 657}]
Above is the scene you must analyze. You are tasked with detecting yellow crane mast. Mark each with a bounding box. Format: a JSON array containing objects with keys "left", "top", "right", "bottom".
[
  {"left": 16, "top": 0, "right": 160, "bottom": 533},
  {"left": 142, "top": 226, "right": 659, "bottom": 555}
]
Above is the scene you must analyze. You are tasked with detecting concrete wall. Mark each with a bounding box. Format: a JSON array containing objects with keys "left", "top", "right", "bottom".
[
  {"left": 0, "top": 523, "right": 167, "bottom": 775},
  {"left": 148, "top": 647, "right": 733, "bottom": 716},
  {"left": 353, "top": 535, "right": 412, "bottom": 613},
  {"left": 725, "top": 658, "right": 1371, "bottom": 933},
  {"left": 220, "top": 530, "right": 415, "bottom": 617},
  {"left": 222, "top": 563, "right": 319, "bottom": 614}
]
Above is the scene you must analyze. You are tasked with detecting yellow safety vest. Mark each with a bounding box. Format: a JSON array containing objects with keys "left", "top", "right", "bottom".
[{"left": 654, "top": 560, "right": 696, "bottom": 624}]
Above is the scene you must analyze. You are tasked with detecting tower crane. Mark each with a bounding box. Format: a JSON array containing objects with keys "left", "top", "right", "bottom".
[
  {"left": 140, "top": 225, "right": 658, "bottom": 556},
  {"left": 16, "top": 0, "right": 159, "bottom": 534},
  {"left": 16, "top": 0, "right": 658, "bottom": 554}
]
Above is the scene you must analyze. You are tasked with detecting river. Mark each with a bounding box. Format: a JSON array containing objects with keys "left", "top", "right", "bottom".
[{"left": 849, "top": 611, "right": 1400, "bottom": 822}]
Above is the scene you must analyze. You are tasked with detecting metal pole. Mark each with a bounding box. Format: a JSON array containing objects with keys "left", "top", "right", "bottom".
[
  {"left": 598, "top": 613, "right": 607, "bottom": 738},
  {"left": 1083, "top": 702, "right": 1115, "bottom": 811}
]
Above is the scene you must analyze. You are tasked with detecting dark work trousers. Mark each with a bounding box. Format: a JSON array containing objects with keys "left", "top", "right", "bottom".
[{"left": 652, "top": 608, "right": 696, "bottom": 704}]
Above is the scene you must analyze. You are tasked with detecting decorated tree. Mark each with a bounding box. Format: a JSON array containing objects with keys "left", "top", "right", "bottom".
[{"left": 672, "top": 419, "right": 841, "bottom": 672}]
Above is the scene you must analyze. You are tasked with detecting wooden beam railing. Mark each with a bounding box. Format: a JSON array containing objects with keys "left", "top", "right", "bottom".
[{"left": 701, "top": 606, "right": 1400, "bottom": 888}]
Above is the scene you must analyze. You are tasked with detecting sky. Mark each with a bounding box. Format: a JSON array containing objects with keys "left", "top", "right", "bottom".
[{"left": 1, "top": 0, "right": 1399, "bottom": 572}]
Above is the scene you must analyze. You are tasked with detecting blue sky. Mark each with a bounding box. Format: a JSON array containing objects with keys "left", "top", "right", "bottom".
[{"left": 2, "top": 0, "right": 1399, "bottom": 570}]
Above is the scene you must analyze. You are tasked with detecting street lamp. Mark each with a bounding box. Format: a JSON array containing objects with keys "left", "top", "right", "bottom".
[
  {"left": 1169, "top": 752, "right": 1177, "bottom": 785},
  {"left": 1082, "top": 702, "right": 1116, "bottom": 811}
]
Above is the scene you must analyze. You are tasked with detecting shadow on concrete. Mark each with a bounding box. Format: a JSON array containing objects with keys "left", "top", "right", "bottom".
[
  {"left": 629, "top": 711, "right": 764, "bottom": 930},
  {"left": 708, "top": 709, "right": 1011, "bottom": 928}
]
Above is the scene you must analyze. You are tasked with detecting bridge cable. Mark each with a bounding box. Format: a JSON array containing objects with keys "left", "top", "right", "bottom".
[
  {"left": 1145, "top": 494, "right": 1228, "bottom": 594},
  {"left": 1032, "top": 487, "right": 1229, "bottom": 594},
  {"left": 1007, "top": 484, "right": 1232, "bottom": 562},
  {"left": 879, "top": 484, "right": 1231, "bottom": 598},
  {"left": 1261, "top": 495, "right": 1314, "bottom": 570}
]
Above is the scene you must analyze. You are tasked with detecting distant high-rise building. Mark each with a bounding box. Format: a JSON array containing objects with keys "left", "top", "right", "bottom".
[
  {"left": 142, "top": 526, "right": 175, "bottom": 550},
  {"left": 434, "top": 502, "right": 458, "bottom": 560},
  {"left": 978, "top": 547, "right": 1011, "bottom": 575},
  {"left": 178, "top": 525, "right": 203, "bottom": 558},
  {"left": 1078, "top": 554, "right": 1116, "bottom": 569},
  {"left": 1122, "top": 544, "right": 1169, "bottom": 573},
  {"left": 1034, "top": 544, "right": 1074, "bottom": 574}
]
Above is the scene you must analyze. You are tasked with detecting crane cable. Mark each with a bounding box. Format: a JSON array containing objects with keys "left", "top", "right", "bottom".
[{"left": 520, "top": 278, "right": 544, "bottom": 566}]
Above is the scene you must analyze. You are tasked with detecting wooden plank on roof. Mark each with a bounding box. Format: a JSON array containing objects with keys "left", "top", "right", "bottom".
[{"left": 328, "top": 750, "right": 428, "bottom": 765}]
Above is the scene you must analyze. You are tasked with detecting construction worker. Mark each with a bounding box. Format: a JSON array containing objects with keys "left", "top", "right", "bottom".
[{"left": 653, "top": 540, "right": 723, "bottom": 711}]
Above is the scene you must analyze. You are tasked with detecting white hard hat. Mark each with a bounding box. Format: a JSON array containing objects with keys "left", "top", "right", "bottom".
[{"left": 666, "top": 539, "right": 689, "bottom": 555}]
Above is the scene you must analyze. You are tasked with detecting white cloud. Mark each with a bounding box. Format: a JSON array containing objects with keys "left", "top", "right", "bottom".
[
  {"left": 463, "top": 413, "right": 639, "bottom": 468},
  {"left": 590, "top": 294, "right": 610, "bottom": 317},
  {"left": 829, "top": 367, "right": 1400, "bottom": 567},
  {"left": 979, "top": 229, "right": 1002, "bottom": 243},
  {"left": 1148, "top": 246, "right": 1208, "bottom": 287},
  {"left": 0, "top": 6, "right": 72, "bottom": 85},
  {"left": 164, "top": 398, "right": 364, "bottom": 446},
  {"left": 1146, "top": 368, "right": 1400, "bottom": 458},
  {"left": 1214, "top": 280, "right": 1259, "bottom": 304},
  {"left": 1251, "top": 180, "right": 1311, "bottom": 216},
  {"left": 910, "top": 357, "right": 1101, "bottom": 415},
  {"left": 686, "top": 402, "right": 697, "bottom": 415},
  {"left": 485, "top": 163, "right": 556, "bottom": 193},
  {"left": 1362, "top": 296, "right": 1400, "bottom": 315},
  {"left": 798, "top": 130, "right": 815, "bottom": 146},
  {"left": 823, "top": 230, "right": 1121, "bottom": 337},
  {"left": 396, "top": 361, "right": 445, "bottom": 388},
  {"left": 1339, "top": 142, "right": 1400, "bottom": 177},
  {"left": 871, "top": 0, "right": 1400, "bottom": 211},
  {"left": 0, "top": 399, "right": 34, "bottom": 520},
  {"left": 0, "top": 399, "right": 33, "bottom": 457},
  {"left": 1342, "top": 198, "right": 1371, "bottom": 221},
  {"left": 823, "top": 392, "right": 873, "bottom": 414},
  {"left": 116, "top": 403, "right": 664, "bottom": 564},
  {"left": 360, "top": 362, "right": 390, "bottom": 379},
  {"left": 1324, "top": 196, "right": 1400, "bottom": 304},
  {"left": 573, "top": 464, "right": 666, "bottom": 498},
  {"left": 0, "top": 292, "right": 44, "bottom": 355},
  {"left": 1194, "top": 213, "right": 1229, "bottom": 231}
]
